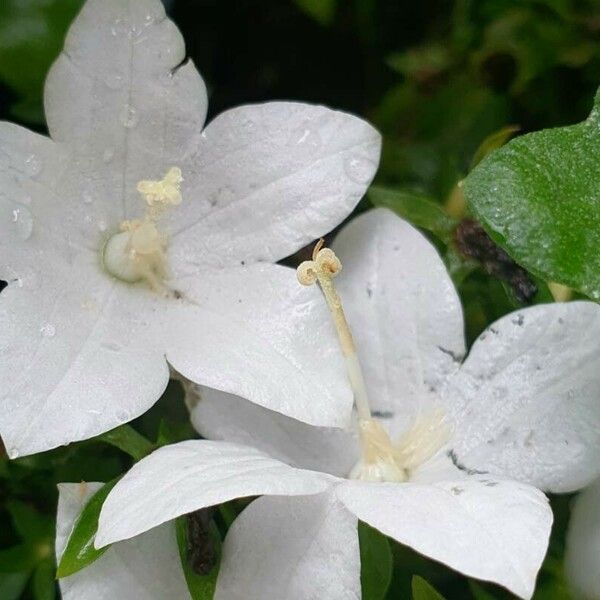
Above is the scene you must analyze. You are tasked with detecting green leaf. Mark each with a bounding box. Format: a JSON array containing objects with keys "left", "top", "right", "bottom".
[
  {"left": 464, "top": 88, "right": 600, "bottom": 299},
  {"left": 369, "top": 186, "right": 458, "bottom": 242},
  {"left": 294, "top": 0, "right": 336, "bottom": 26},
  {"left": 411, "top": 575, "right": 445, "bottom": 600},
  {"left": 0, "top": 544, "right": 38, "bottom": 573},
  {"left": 470, "top": 125, "right": 520, "bottom": 169},
  {"left": 0, "top": 0, "right": 84, "bottom": 124},
  {"left": 358, "top": 522, "right": 392, "bottom": 600},
  {"left": 7, "top": 501, "right": 54, "bottom": 543},
  {"left": 32, "top": 558, "right": 56, "bottom": 600},
  {"left": 176, "top": 514, "right": 222, "bottom": 600},
  {"left": 0, "top": 571, "right": 30, "bottom": 600},
  {"left": 96, "top": 425, "right": 154, "bottom": 461},
  {"left": 56, "top": 478, "right": 119, "bottom": 578}
]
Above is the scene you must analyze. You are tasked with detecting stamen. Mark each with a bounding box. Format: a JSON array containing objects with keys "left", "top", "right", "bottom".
[
  {"left": 297, "top": 241, "right": 371, "bottom": 421},
  {"left": 103, "top": 167, "right": 183, "bottom": 293}
]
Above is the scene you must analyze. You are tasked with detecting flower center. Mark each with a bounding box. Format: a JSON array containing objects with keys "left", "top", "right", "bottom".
[
  {"left": 297, "top": 242, "right": 450, "bottom": 483},
  {"left": 102, "top": 167, "right": 183, "bottom": 294}
]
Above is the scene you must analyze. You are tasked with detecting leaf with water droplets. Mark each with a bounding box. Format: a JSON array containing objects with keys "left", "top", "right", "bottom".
[
  {"left": 56, "top": 478, "right": 119, "bottom": 578},
  {"left": 463, "top": 88, "right": 600, "bottom": 299}
]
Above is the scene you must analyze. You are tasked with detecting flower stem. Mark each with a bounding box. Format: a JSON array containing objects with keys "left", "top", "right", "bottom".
[{"left": 97, "top": 424, "right": 154, "bottom": 461}]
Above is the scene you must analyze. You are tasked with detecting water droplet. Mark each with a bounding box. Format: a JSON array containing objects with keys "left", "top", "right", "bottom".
[
  {"left": 11, "top": 206, "right": 33, "bottom": 240},
  {"left": 97, "top": 220, "right": 108, "bottom": 232},
  {"left": 102, "top": 148, "right": 115, "bottom": 163},
  {"left": 111, "top": 17, "right": 128, "bottom": 36},
  {"left": 128, "top": 23, "right": 142, "bottom": 38},
  {"left": 104, "top": 72, "right": 124, "bottom": 90},
  {"left": 144, "top": 13, "right": 155, "bottom": 25},
  {"left": 9, "top": 447, "right": 19, "bottom": 459},
  {"left": 344, "top": 156, "right": 376, "bottom": 184},
  {"left": 40, "top": 323, "right": 56, "bottom": 338},
  {"left": 24, "top": 154, "right": 41, "bottom": 176},
  {"left": 120, "top": 104, "right": 139, "bottom": 129},
  {"left": 101, "top": 341, "right": 122, "bottom": 352},
  {"left": 288, "top": 126, "right": 322, "bottom": 148}
]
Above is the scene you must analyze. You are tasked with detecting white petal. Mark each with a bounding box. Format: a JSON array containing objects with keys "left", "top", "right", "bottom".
[
  {"left": 565, "top": 479, "right": 600, "bottom": 600},
  {"left": 96, "top": 440, "right": 333, "bottom": 547},
  {"left": 166, "top": 263, "right": 353, "bottom": 427},
  {"left": 0, "top": 269, "right": 169, "bottom": 458},
  {"left": 57, "top": 482, "right": 189, "bottom": 600},
  {"left": 191, "top": 387, "right": 358, "bottom": 477},
  {"left": 331, "top": 208, "right": 465, "bottom": 436},
  {"left": 216, "top": 492, "right": 360, "bottom": 600},
  {"left": 170, "top": 102, "right": 381, "bottom": 269},
  {"left": 45, "top": 0, "right": 207, "bottom": 220},
  {"left": 442, "top": 302, "right": 600, "bottom": 493},
  {"left": 337, "top": 476, "right": 552, "bottom": 599},
  {"left": 0, "top": 123, "right": 72, "bottom": 275}
]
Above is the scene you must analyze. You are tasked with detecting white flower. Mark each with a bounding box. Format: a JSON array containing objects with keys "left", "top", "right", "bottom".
[
  {"left": 56, "top": 482, "right": 189, "bottom": 600},
  {"left": 94, "top": 209, "right": 600, "bottom": 598},
  {"left": 0, "top": 0, "right": 380, "bottom": 457},
  {"left": 565, "top": 479, "right": 600, "bottom": 599}
]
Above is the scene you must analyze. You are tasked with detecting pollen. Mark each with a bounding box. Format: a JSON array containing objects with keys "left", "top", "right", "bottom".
[{"left": 102, "top": 167, "right": 183, "bottom": 294}]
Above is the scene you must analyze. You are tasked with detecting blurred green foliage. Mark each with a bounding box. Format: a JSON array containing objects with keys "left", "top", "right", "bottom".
[{"left": 0, "top": 0, "right": 598, "bottom": 598}]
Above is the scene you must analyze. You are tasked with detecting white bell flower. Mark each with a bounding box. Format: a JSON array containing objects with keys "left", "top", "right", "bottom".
[
  {"left": 0, "top": 0, "right": 380, "bottom": 457},
  {"left": 94, "top": 209, "right": 600, "bottom": 598}
]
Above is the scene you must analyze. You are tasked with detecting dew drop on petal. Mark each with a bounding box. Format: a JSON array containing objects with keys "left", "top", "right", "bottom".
[
  {"left": 111, "top": 17, "right": 128, "bottom": 36},
  {"left": 24, "top": 154, "right": 41, "bottom": 177},
  {"left": 288, "top": 125, "right": 322, "bottom": 149},
  {"left": 101, "top": 341, "right": 122, "bottom": 352},
  {"left": 120, "top": 104, "right": 139, "bottom": 129},
  {"left": 11, "top": 206, "right": 33, "bottom": 240},
  {"left": 344, "top": 156, "right": 376, "bottom": 184},
  {"left": 9, "top": 447, "right": 19, "bottom": 459},
  {"left": 97, "top": 219, "right": 108, "bottom": 232},
  {"left": 104, "top": 72, "right": 124, "bottom": 90},
  {"left": 40, "top": 323, "right": 56, "bottom": 338}
]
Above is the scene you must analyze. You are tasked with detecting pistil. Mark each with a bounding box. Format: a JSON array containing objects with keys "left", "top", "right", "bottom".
[
  {"left": 103, "top": 167, "right": 183, "bottom": 294},
  {"left": 297, "top": 241, "right": 405, "bottom": 481},
  {"left": 297, "top": 241, "right": 451, "bottom": 483}
]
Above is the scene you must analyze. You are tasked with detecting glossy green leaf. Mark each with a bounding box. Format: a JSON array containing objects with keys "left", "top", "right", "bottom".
[
  {"left": 176, "top": 514, "right": 222, "bottom": 600},
  {"left": 358, "top": 522, "right": 392, "bottom": 600},
  {"left": 412, "top": 575, "right": 445, "bottom": 600},
  {"left": 32, "top": 558, "right": 56, "bottom": 600},
  {"left": 56, "top": 478, "right": 119, "bottom": 578},
  {"left": 96, "top": 425, "right": 154, "bottom": 461},
  {"left": 464, "top": 88, "right": 600, "bottom": 299},
  {"left": 369, "top": 186, "right": 458, "bottom": 242}
]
